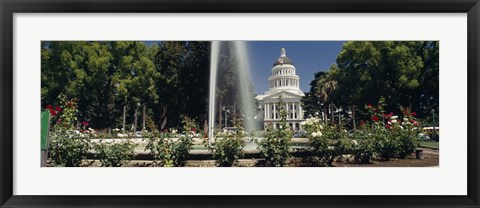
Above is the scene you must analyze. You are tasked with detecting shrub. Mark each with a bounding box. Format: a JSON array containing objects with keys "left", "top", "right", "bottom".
[
  {"left": 364, "top": 98, "right": 420, "bottom": 160},
  {"left": 93, "top": 140, "right": 137, "bottom": 167},
  {"left": 397, "top": 108, "right": 420, "bottom": 158},
  {"left": 49, "top": 130, "right": 91, "bottom": 167},
  {"left": 302, "top": 117, "right": 352, "bottom": 166},
  {"left": 47, "top": 95, "right": 90, "bottom": 167},
  {"left": 169, "top": 135, "right": 194, "bottom": 166},
  {"left": 256, "top": 97, "right": 293, "bottom": 167},
  {"left": 373, "top": 128, "right": 400, "bottom": 160},
  {"left": 208, "top": 128, "right": 246, "bottom": 167},
  {"left": 144, "top": 115, "right": 194, "bottom": 167},
  {"left": 351, "top": 130, "right": 376, "bottom": 164}
]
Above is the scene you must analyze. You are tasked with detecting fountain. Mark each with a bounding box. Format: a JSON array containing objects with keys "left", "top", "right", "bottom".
[
  {"left": 208, "top": 41, "right": 258, "bottom": 139},
  {"left": 208, "top": 41, "right": 220, "bottom": 139}
]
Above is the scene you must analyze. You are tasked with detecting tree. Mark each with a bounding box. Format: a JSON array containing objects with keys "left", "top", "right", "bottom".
[
  {"left": 301, "top": 71, "right": 325, "bottom": 118},
  {"left": 316, "top": 65, "right": 338, "bottom": 125},
  {"left": 334, "top": 41, "right": 439, "bottom": 120},
  {"left": 42, "top": 41, "right": 211, "bottom": 131}
]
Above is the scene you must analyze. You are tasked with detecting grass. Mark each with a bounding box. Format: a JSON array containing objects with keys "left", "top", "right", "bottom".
[{"left": 419, "top": 141, "right": 439, "bottom": 149}]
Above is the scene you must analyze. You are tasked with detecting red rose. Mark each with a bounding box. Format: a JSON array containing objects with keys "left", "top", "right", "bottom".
[
  {"left": 411, "top": 112, "right": 417, "bottom": 116},
  {"left": 385, "top": 124, "right": 392, "bottom": 129},
  {"left": 360, "top": 120, "right": 366, "bottom": 126},
  {"left": 371, "top": 115, "right": 379, "bottom": 122},
  {"left": 192, "top": 128, "right": 197, "bottom": 133},
  {"left": 367, "top": 104, "right": 373, "bottom": 108},
  {"left": 56, "top": 119, "right": 62, "bottom": 124},
  {"left": 46, "top": 105, "right": 52, "bottom": 110},
  {"left": 67, "top": 101, "right": 73, "bottom": 108},
  {"left": 411, "top": 120, "right": 419, "bottom": 126},
  {"left": 49, "top": 109, "right": 57, "bottom": 116},
  {"left": 55, "top": 106, "right": 61, "bottom": 112},
  {"left": 81, "top": 121, "right": 89, "bottom": 126}
]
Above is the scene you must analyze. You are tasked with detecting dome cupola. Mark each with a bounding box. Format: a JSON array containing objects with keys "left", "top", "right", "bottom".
[{"left": 273, "top": 47, "right": 293, "bottom": 66}]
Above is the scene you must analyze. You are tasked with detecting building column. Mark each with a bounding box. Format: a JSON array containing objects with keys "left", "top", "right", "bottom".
[
  {"left": 267, "top": 102, "right": 270, "bottom": 120},
  {"left": 299, "top": 101, "right": 302, "bottom": 119},
  {"left": 273, "top": 103, "right": 276, "bottom": 120},
  {"left": 293, "top": 102, "right": 296, "bottom": 119},
  {"left": 264, "top": 103, "right": 267, "bottom": 120}
]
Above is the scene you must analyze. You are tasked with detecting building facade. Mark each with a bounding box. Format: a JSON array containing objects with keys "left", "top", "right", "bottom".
[{"left": 255, "top": 48, "right": 305, "bottom": 130}]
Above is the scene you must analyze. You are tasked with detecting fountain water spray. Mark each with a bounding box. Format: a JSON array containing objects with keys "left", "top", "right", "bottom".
[
  {"left": 208, "top": 41, "right": 257, "bottom": 139},
  {"left": 208, "top": 41, "right": 220, "bottom": 139},
  {"left": 234, "top": 41, "right": 257, "bottom": 133}
]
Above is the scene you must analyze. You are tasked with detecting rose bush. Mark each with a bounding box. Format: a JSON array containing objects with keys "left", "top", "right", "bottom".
[{"left": 207, "top": 128, "right": 246, "bottom": 167}]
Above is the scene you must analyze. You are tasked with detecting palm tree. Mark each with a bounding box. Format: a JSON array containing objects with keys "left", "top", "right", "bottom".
[{"left": 316, "top": 77, "right": 337, "bottom": 125}]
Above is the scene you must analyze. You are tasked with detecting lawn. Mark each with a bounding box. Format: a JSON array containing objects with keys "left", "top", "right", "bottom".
[{"left": 419, "top": 141, "right": 439, "bottom": 149}]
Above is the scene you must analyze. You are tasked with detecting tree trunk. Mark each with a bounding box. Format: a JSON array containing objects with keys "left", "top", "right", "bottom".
[
  {"left": 330, "top": 102, "right": 334, "bottom": 126},
  {"left": 352, "top": 105, "right": 356, "bottom": 131},
  {"left": 122, "top": 105, "right": 126, "bottom": 133},
  {"left": 159, "top": 105, "right": 168, "bottom": 130},
  {"left": 218, "top": 99, "right": 223, "bottom": 129},
  {"left": 323, "top": 106, "right": 327, "bottom": 122},
  {"left": 133, "top": 107, "right": 138, "bottom": 132},
  {"left": 142, "top": 104, "right": 146, "bottom": 130}
]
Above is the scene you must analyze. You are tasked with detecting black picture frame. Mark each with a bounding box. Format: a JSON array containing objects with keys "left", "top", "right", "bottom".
[{"left": 1, "top": 0, "right": 479, "bottom": 207}]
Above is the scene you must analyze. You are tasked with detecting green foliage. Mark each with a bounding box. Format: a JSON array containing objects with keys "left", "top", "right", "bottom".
[
  {"left": 301, "top": 97, "right": 421, "bottom": 164},
  {"left": 301, "top": 71, "right": 325, "bottom": 118},
  {"left": 351, "top": 130, "right": 376, "bottom": 164},
  {"left": 333, "top": 41, "right": 439, "bottom": 118},
  {"left": 312, "top": 125, "right": 349, "bottom": 166},
  {"left": 208, "top": 128, "right": 246, "bottom": 167},
  {"left": 41, "top": 41, "right": 211, "bottom": 131},
  {"left": 256, "top": 97, "right": 293, "bottom": 167},
  {"left": 144, "top": 115, "right": 194, "bottom": 167},
  {"left": 48, "top": 95, "right": 91, "bottom": 167},
  {"left": 169, "top": 135, "right": 194, "bottom": 167},
  {"left": 365, "top": 98, "right": 420, "bottom": 160},
  {"left": 93, "top": 140, "right": 137, "bottom": 167},
  {"left": 49, "top": 132, "right": 91, "bottom": 167}
]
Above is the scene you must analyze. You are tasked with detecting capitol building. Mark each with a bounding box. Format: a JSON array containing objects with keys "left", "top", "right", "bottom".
[{"left": 255, "top": 48, "right": 305, "bottom": 130}]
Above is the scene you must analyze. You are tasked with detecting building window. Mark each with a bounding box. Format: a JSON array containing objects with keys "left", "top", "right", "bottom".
[
  {"left": 295, "top": 123, "right": 299, "bottom": 130},
  {"left": 294, "top": 113, "right": 297, "bottom": 118},
  {"left": 276, "top": 113, "right": 278, "bottom": 119},
  {"left": 272, "top": 113, "right": 274, "bottom": 119},
  {"left": 290, "top": 113, "right": 293, "bottom": 118}
]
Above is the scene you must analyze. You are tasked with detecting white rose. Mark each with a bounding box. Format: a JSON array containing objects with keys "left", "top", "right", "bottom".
[
  {"left": 316, "top": 131, "right": 322, "bottom": 137},
  {"left": 391, "top": 115, "right": 398, "bottom": 119},
  {"left": 391, "top": 119, "right": 397, "bottom": 123},
  {"left": 312, "top": 132, "right": 317, "bottom": 137},
  {"left": 353, "top": 140, "right": 358, "bottom": 145},
  {"left": 300, "top": 121, "right": 306, "bottom": 125},
  {"left": 403, "top": 118, "right": 409, "bottom": 122},
  {"left": 319, "top": 125, "right": 324, "bottom": 130}
]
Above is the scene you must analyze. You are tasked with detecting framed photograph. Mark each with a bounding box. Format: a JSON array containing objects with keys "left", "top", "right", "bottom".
[{"left": 1, "top": 0, "right": 479, "bottom": 207}]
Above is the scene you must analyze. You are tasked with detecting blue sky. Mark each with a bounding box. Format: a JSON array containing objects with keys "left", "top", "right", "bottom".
[{"left": 247, "top": 41, "right": 345, "bottom": 94}]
